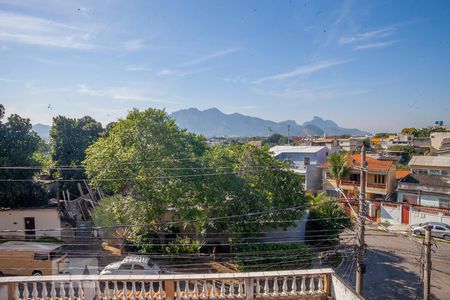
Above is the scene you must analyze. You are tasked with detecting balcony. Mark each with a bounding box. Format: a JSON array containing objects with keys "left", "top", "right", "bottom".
[
  {"left": 0, "top": 268, "right": 360, "bottom": 300},
  {"left": 366, "top": 183, "right": 386, "bottom": 189}
]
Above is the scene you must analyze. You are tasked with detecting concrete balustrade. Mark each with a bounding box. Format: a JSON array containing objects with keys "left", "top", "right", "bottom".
[{"left": 0, "top": 268, "right": 359, "bottom": 300}]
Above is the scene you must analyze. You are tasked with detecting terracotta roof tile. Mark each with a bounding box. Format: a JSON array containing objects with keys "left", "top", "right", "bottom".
[
  {"left": 396, "top": 170, "right": 410, "bottom": 180},
  {"left": 349, "top": 154, "right": 393, "bottom": 172}
]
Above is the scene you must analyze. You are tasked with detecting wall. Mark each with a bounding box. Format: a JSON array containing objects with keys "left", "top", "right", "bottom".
[
  {"left": 305, "top": 165, "right": 323, "bottom": 192},
  {"left": 430, "top": 132, "right": 450, "bottom": 152},
  {"left": 410, "top": 208, "right": 450, "bottom": 226},
  {"left": 0, "top": 208, "right": 62, "bottom": 239},
  {"left": 380, "top": 203, "right": 402, "bottom": 224},
  {"left": 262, "top": 212, "right": 308, "bottom": 242},
  {"left": 331, "top": 273, "right": 363, "bottom": 300}
]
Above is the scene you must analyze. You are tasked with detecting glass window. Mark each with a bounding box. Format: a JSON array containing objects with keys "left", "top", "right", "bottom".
[
  {"left": 133, "top": 264, "right": 145, "bottom": 270},
  {"left": 119, "top": 263, "right": 132, "bottom": 270},
  {"left": 435, "top": 226, "right": 445, "bottom": 231},
  {"left": 34, "top": 253, "right": 49, "bottom": 260},
  {"left": 304, "top": 157, "right": 310, "bottom": 166}
]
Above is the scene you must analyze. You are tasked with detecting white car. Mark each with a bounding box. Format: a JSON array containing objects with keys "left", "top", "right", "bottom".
[{"left": 100, "top": 255, "right": 161, "bottom": 275}]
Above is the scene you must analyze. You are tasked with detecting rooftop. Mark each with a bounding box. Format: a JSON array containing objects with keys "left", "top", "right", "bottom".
[
  {"left": 396, "top": 170, "right": 411, "bottom": 180},
  {"left": 401, "top": 174, "right": 450, "bottom": 188},
  {"left": 409, "top": 156, "right": 450, "bottom": 168},
  {"left": 270, "top": 145, "right": 327, "bottom": 156},
  {"left": 349, "top": 154, "right": 394, "bottom": 172},
  {"left": 0, "top": 241, "right": 63, "bottom": 252}
]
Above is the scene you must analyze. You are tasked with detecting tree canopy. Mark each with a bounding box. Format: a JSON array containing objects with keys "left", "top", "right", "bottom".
[
  {"left": 0, "top": 108, "right": 46, "bottom": 207},
  {"left": 86, "top": 108, "right": 307, "bottom": 250},
  {"left": 50, "top": 115, "right": 103, "bottom": 192},
  {"left": 327, "top": 151, "right": 350, "bottom": 187}
]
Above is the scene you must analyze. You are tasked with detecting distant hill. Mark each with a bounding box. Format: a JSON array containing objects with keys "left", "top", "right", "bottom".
[
  {"left": 32, "top": 124, "right": 51, "bottom": 140},
  {"left": 303, "top": 116, "right": 369, "bottom": 136},
  {"left": 170, "top": 108, "right": 369, "bottom": 137}
]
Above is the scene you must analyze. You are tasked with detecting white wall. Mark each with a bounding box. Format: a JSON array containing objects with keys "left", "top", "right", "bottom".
[
  {"left": 262, "top": 212, "right": 308, "bottom": 242},
  {"left": 410, "top": 209, "right": 450, "bottom": 226},
  {"left": 0, "top": 208, "right": 62, "bottom": 239},
  {"left": 331, "top": 274, "right": 363, "bottom": 300},
  {"left": 380, "top": 204, "right": 402, "bottom": 224}
]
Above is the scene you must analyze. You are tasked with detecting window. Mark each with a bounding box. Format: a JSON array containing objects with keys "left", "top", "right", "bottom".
[
  {"left": 374, "top": 175, "right": 385, "bottom": 184},
  {"left": 119, "top": 263, "right": 132, "bottom": 270},
  {"left": 429, "top": 169, "right": 441, "bottom": 175},
  {"left": 439, "top": 199, "right": 450, "bottom": 209},
  {"left": 133, "top": 264, "right": 145, "bottom": 270},
  {"left": 34, "top": 253, "right": 49, "bottom": 261},
  {"left": 434, "top": 226, "right": 446, "bottom": 231},
  {"left": 304, "top": 157, "right": 310, "bottom": 166}
]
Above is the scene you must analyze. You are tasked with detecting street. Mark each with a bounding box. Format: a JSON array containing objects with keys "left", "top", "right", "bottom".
[{"left": 338, "top": 228, "right": 450, "bottom": 300}]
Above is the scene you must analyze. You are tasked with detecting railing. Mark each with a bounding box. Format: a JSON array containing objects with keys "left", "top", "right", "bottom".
[
  {"left": 0, "top": 269, "right": 335, "bottom": 300},
  {"left": 340, "top": 180, "right": 358, "bottom": 186},
  {"left": 366, "top": 183, "right": 386, "bottom": 189}
]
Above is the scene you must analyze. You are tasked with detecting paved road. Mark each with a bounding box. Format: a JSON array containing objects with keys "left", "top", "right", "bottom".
[{"left": 338, "top": 228, "right": 450, "bottom": 300}]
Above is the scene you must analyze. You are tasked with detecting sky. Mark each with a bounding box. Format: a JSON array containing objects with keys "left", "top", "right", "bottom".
[{"left": 0, "top": 0, "right": 449, "bottom": 133}]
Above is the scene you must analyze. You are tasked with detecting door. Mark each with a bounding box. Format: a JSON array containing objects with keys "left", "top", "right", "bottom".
[
  {"left": 401, "top": 205, "right": 410, "bottom": 224},
  {"left": 24, "top": 217, "right": 35, "bottom": 240}
]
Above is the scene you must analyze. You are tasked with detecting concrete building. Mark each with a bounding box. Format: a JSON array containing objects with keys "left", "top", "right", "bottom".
[
  {"left": 337, "top": 137, "right": 368, "bottom": 153},
  {"left": 409, "top": 155, "right": 450, "bottom": 176},
  {"left": 430, "top": 132, "right": 450, "bottom": 156},
  {"left": 311, "top": 138, "right": 341, "bottom": 154},
  {"left": 270, "top": 145, "right": 329, "bottom": 193},
  {"left": 397, "top": 174, "right": 450, "bottom": 209},
  {"left": 322, "top": 154, "right": 397, "bottom": 201},
  {"left": 0, "top": 206, "right": 72, "bottom": 241}
]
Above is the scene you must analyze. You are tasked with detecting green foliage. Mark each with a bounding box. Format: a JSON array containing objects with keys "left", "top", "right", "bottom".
[
  {"left": 36, "top": 236, "right": 62, "bottom": 243},
  {"left": 401, "top": 126, "right": 448, "bottom": 138},
  {"left": 234, "top": 242, "right": 313, "bottom": 271},
  {"left": 375, "top": 132, "right": 392, "bottom": 138},
  {"left": 85, "top": 109, "right": 307, "bottom": 250},
  {"left": 0, "top": 109, "right": 47, "bottom": 208},
  {"left": 164, "top": 236, "right": 204, "bottom": 254},
  {"left": 327, "top": 152, "right": 350, "bottom": 186},
  {"left": 50, "top": 115, "right": 103, "bottom": 192},
  {"left": 306, "top": 193, "right": 353, "bottom": 244},
  {"left": 263, "top": 133, "right": 287, "bottom": 146},
  {"left": 389, "top": 145, "right": 416, "bottom": 162}
]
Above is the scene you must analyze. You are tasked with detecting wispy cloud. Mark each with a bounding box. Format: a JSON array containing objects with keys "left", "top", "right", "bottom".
[
  {"left": 78, "top": 84, "right": 180, "bottom": 104},
  {"left": 158, "top": 47, "right": 239, "bottom": 77},
  {"left": 253, "top": 60, "right": 348, "bottom": 84},
  {"left": 354, "top": 40, "right": 399, "bottom": 50},
  {"left": 0, "top": 11, "right": 96, "bottom": 49},
  {"left": 125, "top": 64, "right": 152, "bottom": 72},
  {"left": 179, "top": 48, "right": 239, "bottom": 67},
  {"left": 339, "top": 25, "right": 397, "bottom": 44},
  {"left": 122, "top": 39, "right": 145, "bottom": 51}
]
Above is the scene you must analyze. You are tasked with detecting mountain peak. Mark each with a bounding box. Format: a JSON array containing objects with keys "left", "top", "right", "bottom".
[{"left": 169, "top": 108, "right": 368, "bottom": 137}]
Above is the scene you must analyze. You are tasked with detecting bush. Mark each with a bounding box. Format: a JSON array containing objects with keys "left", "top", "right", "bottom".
[
  {"left": 164, "top": 236, "right": 204, "bottom": 254},
  {"left": 234, "top": 242, "right": 313, "bottom": 271}
]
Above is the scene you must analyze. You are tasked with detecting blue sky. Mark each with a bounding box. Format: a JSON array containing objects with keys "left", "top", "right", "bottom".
[{"left": 0, "top": 0, "right": 449, "bottom": 132}]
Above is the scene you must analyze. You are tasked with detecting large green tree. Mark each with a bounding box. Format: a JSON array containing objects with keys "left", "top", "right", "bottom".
[
  {"left": 50, "top": 115, "right": 103, "bottom": 192},
  {"left": 85, "top": 109, "right": 307, "bottom": 251},
  {"left": 84, "top": 108, "right": 206, "bottom": 245},
  {"left": 0, "top": 108, "right": 47, "bottom": 207}
]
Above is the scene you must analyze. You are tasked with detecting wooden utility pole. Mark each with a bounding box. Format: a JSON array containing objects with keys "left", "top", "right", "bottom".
[
  {"left": 356, "top": 146, "right": 367, "bottom": 295},
  {"left": 424, "top": 225, "right": 432, "bottom": 300}
]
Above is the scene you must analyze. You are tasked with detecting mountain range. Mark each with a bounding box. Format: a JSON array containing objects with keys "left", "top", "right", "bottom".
[
  {"left": 32, "top": 108, "right": 369, "bottom": 139},
  {"left": 170, "top": 108, "right": 369, "bottom": 137}
]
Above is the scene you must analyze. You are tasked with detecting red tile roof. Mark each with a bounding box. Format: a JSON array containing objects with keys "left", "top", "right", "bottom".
[
  {"left": 321, "top": 154, "right": 394, "bottom": 172},
  {"left": 349, "top": 154, "right": 393, "bottom": 172},
  {"left": 395, "top": 170, "right": 410, "bottom": 180}
]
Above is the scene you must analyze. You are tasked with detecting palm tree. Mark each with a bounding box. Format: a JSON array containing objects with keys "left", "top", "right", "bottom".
[{"left": 327, "top": 152, "right": 350, "bottom": 188}]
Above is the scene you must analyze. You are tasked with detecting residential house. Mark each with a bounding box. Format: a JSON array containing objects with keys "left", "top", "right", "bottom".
[
  {"left": 0, "top": 206, "right": 74, "bottom": 241},
  {"left": 322, "top": 154, "right": 397, "bottom": 201},
  {"left": 311, "top": 138, "right": 340, "bottom": 154},
  {"left": 270, "top": 145, "right": 328, "bottom": 193},
  {"left": 397, "top": 174, "right": 450, "bottom": 209},
  {"left": 430, "top": 132, "right": 450, "bottom": 156},
  {"left": 409, "top": 155, "right": 450, "bottom": 176},
  {"left": 337, "top": 137, "right": 368, "bottom": 153}
]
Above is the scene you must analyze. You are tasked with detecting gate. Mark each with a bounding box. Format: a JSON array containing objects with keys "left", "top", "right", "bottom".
[{"left": 401, "top": 205, "right": 410, "bottom": 224}]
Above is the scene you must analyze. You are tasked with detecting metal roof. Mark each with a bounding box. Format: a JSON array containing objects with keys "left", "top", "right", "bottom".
[
  {"left": 0, "top": 241, "right": 63, "bottom": 252},
  {"left": 409, "top": 156, "right": 450, "bottom": 168},
  {"left": 270, "top": 146, "right": 327, "bottom": 156}
]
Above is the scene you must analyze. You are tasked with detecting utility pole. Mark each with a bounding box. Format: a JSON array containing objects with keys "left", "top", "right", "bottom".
[
  {"left": 424, "top": 225, "right": 432, "bottom": 300},
  {"left": 287, "top": 125, "right": 290, "bottom": 145},
  {"left": 356, "top": 146, "right": 367, "bottom": 295}
]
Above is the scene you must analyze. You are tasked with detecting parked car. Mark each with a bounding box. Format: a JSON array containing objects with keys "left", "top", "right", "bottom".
[
  {"left": 100, "top": 255, "right": 161, "bottom": 275},
  {"left": 0, "top": 241, "right": 69, "bottom": 276},
  {"left": 410, "top": 222, "right": 450, "bottom": 240}
]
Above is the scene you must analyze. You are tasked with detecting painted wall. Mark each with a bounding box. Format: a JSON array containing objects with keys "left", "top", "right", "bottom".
[
  {"left": 380, "top": 204, "right": 402, "bottom": 224},
  {"left": 409, "top": 210, "right": 450, "bottom": 226},
  {"left": 262, "top": 212, "right": 308, "bottom": 242},
  {"left": 276, "top": 148, "right": 328, "bottom": 169},
  {"left": 0, "top": 208, "right": 63, "bottom": 239},
  {"left": 398, "top": 191, "right": 450, "bottom": 208}
]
